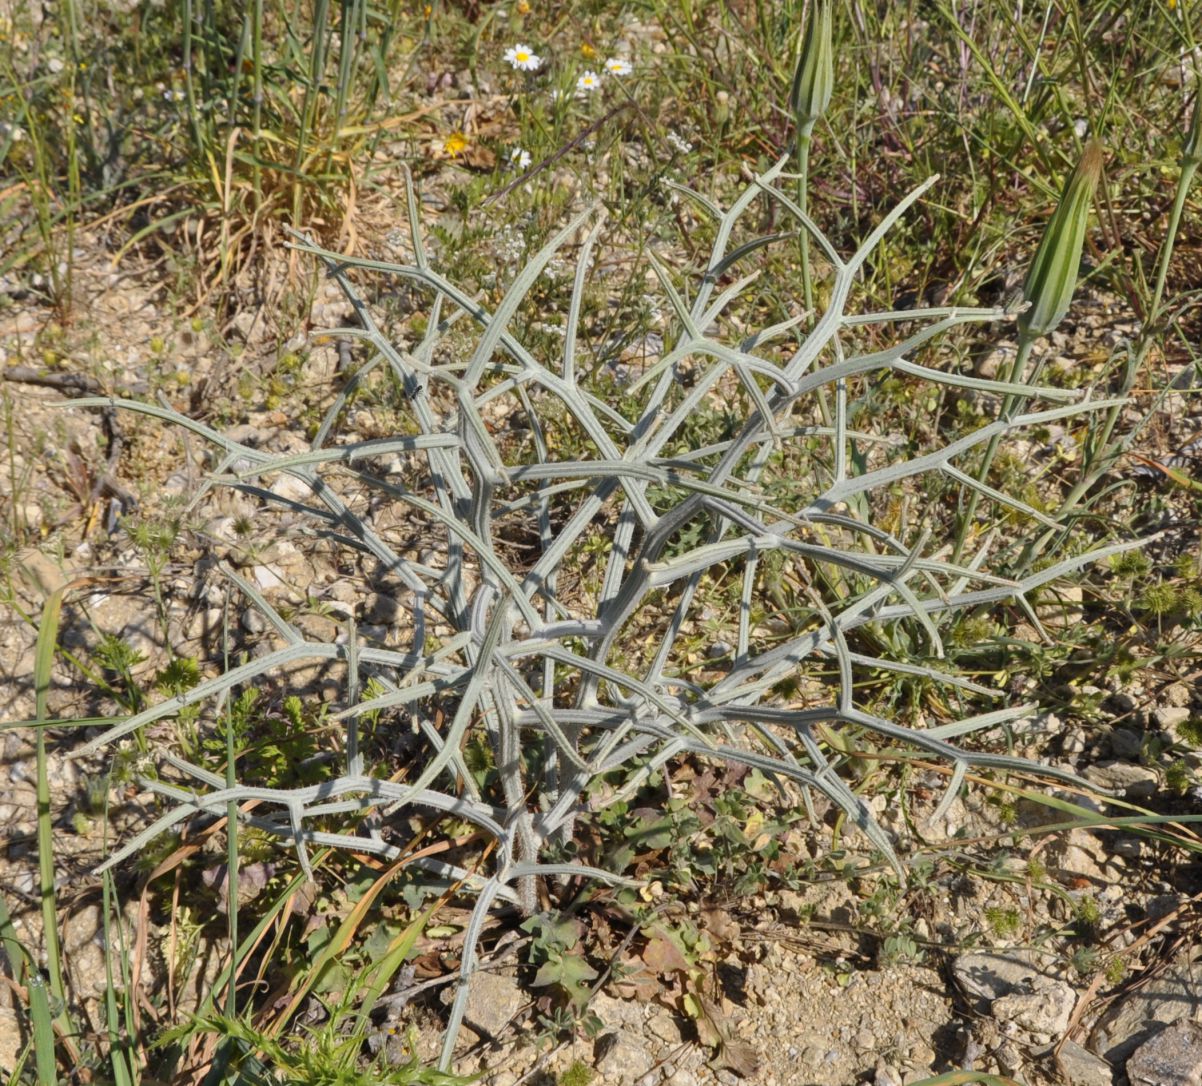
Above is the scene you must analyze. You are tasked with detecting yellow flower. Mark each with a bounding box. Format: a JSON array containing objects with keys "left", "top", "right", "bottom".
[
  {"left": 580, "top": 42, "right": 597, "bottom": 59},
  {"left": 516, "top": 0, "right": 531, "bottom": 13},
  {"left": 443, "top": 131, "right": 468, "bottom": 156}
]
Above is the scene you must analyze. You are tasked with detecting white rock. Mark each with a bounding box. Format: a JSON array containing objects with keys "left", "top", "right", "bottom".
[
  {"left": 1152, "top": 707, "right": 1192, "bottom": 730},
  {"left": 991, "top": 977, "right": 1075, "bottom": 1037},
  {"left": 270, "top": 474, "right": 313, "bottom": 504},
  {"left": 595, "top": 1031, "right": 655, "bottom": 1085},
  {"left": 953, "top": 949, "right": 1047, "bottom": 1003}
]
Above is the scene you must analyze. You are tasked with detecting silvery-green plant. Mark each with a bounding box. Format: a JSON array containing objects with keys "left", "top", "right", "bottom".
[{"left": 70, "top": 157, "right": 1138, "bottom": 1070}]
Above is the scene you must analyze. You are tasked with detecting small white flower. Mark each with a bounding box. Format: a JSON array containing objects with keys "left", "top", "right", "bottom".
[
  {"left": 504, "top": 43, "right": 542, "bottom": 72},
  {"left": 576, "top": 70, "right": 601, "bottom": 93},
  {"left": 666, "top": 130, "right": 693, "bottom": 154},
  {"left": 509, "top": 147, "right": 532, "bottom": 169},
  {"left": 604, "top": 57, "right": 631, "bottom": 77}
]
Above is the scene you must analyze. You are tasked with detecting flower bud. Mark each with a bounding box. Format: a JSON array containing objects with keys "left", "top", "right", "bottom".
[
  {"left": 1018, "top": 141, "right": 1104, "bottom": 339},
  {"left": 789, "top": 0, "right": 833, "bottom": 137}
]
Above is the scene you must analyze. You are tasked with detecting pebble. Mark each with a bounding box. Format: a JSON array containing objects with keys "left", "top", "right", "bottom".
[
  {"left": 1163, "top": 682, "right": 1192, "bottom": 707},
  {"left": 595, "top": 1031, "right": 655, "bottom": 1086},
  {"left": 1126, "top": 1019, "right": 1202, "bottom": 1086},
  {"left": 874, "top": 1063, "right": 902, "bottom": 1086},
  {"left": 953, "top": 949, "right": 1046, "bottom": 1004},
  {"left": 452, "top": 969, "right": 523, "bottom": 1040},
  {"left": 1083, "top": 762, "right": 1159, "bottom": 799},
  {"left": 1053, "top": 1039, "right": 1114, "bottom": 1086},
  {"left": 664, "top": 1070, "right": 697, "bottom": 1086},
  {"left": 991, "top": 978, "right": 1075, "bottom": 1037},
  {"left": 1109, "top": 726, "right": 1143, "bottom": 759},
  {"left": 1061, "top": 730, "right": 1088, "bottom": 755},
  {"left": 647, "top": 1010, "right": 682, "bottom": 1044},
  {"left": 1152, "top": 706, "right": 1192, "bottom": 730},
  {"left": 253, "top": 564, "right": 287, "bottom": 592},
  {"left": 270, "top": 474, "right": 314, "bottom": 504}
]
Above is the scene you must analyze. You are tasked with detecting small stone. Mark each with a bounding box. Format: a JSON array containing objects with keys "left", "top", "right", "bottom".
[
  {"left": 1061, "top": 730, "right": 1088, "bottom": 756},
  {"left": 15, "top": 502, "right": 43, "bottom": 530},
  {"left": 595, "top": 1031, "right": 655, "bottom": 1086},
  {"left": 241, "top": 609, "right": 265, "bottom": 634},
  {"left": 253, "top": 564, "right": 286, "bottom": 592},
  {"left": 975, "top": 344, "right": 1014, "bottom": 379},
  {"left": 1126, "top": 1018, "right": 1202, "bottom": 1086},
  {"left": 953, "top": 949, "right": 1046, "bottom": 1004},
  {"left": 907, "top": 1041, "right": 937, "bottom": 1068},
  {"left": 445, "top": 970, "right": 522, "bottom": 1041},
  {"left": 1109, "top": 727, "right": 1144, "bottom": 759},
  {"left": 1084, "top": 762, "right": 1159, "bottom": 799},
  {"left": 647, "top": 1010, "right": 682, "bottom": 1044},
  {"left": 1053, "top": 1040, "right": 1114, "bottom": 1086},
  {"left": 187, "top": 607, "right": 223, "bottom": 642},
  {"left": 1108, "top": 691, "right": 1138, "bottom": 714},
  {"left": 1153, "top": 707, "right": 1192, "bottom": 730},
  {"left": 270, "top": 474, "right": 313, "bottom": 505},
  {"left": 991, "top": 978, "right": 1075, "bottom": 1037},
  {"left": 1113, "top": 835, "right": 1144, "bottom": 859},
  {"left": 1163, "top": 682, "right": 1192, "bottom": 708},
  {"left": 1048, "top": 828, "right": 1108, "bottom": 883},
  {"left": 874, "top": 1062, "right": 903, "bottom": 1086},
  {"left": 664, "top": 1070, "right": 697, "bottom": 1086}
]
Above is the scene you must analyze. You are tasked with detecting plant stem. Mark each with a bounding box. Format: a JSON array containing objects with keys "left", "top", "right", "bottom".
[
  {"left": 223, "top": 595, "right": 238, "bottom": 1018},
  {"left": 953, "top": 333, "right": 1037, "bottom": 564},
  {"left": 797, "top": 126, "right": 815, "bottom": 315},
  {"left": 252, "top": 0, "right": 263, "bottom": 210},
  {"left": 181, "top": 0, "right": 205, "bottom": 168}
]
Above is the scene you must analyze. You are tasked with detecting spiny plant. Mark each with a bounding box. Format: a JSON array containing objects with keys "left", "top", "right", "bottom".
[{"left": 66, "top": 149, "right": 1146, "bottom": 1070}]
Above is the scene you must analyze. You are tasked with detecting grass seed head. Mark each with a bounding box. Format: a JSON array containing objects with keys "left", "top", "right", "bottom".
[
  {"left": 1018, "top": 140, "right": 1104, "bottom": 339},
  {"left": 790, "top": 0, "right": 834, "bottom": 137}
]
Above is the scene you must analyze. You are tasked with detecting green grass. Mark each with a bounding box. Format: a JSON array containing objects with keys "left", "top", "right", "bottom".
[{"left": 3, "top": 2, "right": 1202, "bottom": 1084}]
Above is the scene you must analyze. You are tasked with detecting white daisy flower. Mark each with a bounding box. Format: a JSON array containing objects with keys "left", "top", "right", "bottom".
[
  {"left": 504, "top": 43, "right": 542, "bottom": 72},
  {"left": 509, "top": 147, "right": 532, "bottom": 169},
  {"left": 604, "top": 57, "right": 632, "bottom": 76},
  {"left": 576, "top": 70, "right": 601, "bottom": 93}
]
